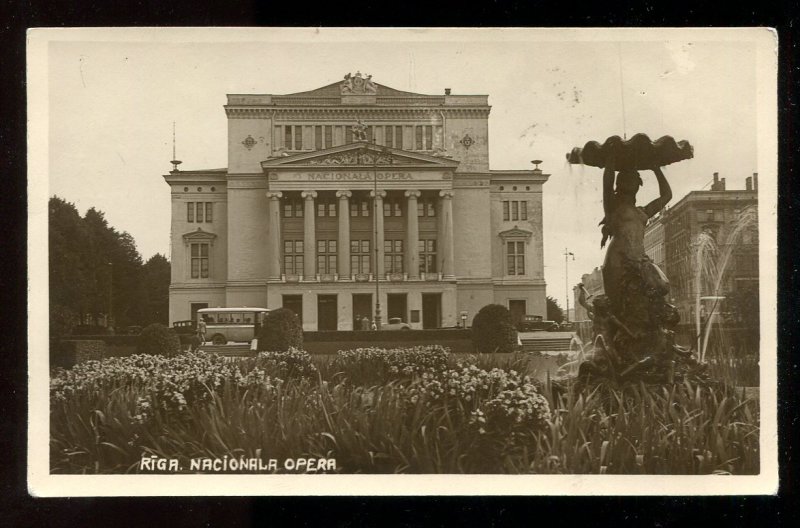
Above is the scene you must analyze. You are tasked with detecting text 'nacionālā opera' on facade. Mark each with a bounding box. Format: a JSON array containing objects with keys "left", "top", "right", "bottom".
[{"left": 164, "top": 72, "right": 550, "bottom": 331}]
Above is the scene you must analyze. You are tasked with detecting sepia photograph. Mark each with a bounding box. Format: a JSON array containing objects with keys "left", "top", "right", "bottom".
[{"left": 27, "top": 27, "right": 778, "bottom": 496}]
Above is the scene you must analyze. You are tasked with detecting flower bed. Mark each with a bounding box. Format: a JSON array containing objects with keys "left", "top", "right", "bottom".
[{"left": 50, "top": 346, "right": 759, "bottom": 475}]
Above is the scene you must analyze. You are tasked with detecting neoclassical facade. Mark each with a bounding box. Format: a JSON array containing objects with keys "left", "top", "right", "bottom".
[{"left": 165, "top": 72, "right": 550, "bottom": 330}]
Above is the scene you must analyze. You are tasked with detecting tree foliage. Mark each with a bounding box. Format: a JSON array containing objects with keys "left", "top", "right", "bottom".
[
  {"left": 546, "top": 296, "right": 565, "bottom": 323},
  {"left": 471, "top": 304, "right": 518, "bottom": 354},
  {"left": 49, "top": 196, "right": 170, "bottom": 338},
  {"left": 257, "top": 308, "right": 304, "bottom": 352}
]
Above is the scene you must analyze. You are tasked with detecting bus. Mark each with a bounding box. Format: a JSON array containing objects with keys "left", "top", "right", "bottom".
[{"left": 197, "top": 307, "right": 270, "bottom": 345}]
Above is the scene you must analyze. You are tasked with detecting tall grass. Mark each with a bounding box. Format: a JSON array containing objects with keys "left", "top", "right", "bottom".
[{"left": 50, "top": 348, "right": 759, "bottom": 474}]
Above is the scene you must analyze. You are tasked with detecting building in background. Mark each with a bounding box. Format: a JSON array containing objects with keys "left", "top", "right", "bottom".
[
  {"left": 164, "top": 72, "right": 550, "bottom": 330},
  {"left": 644, "top": 209, "right": 666, "bottom": 271},
  {"left": 662, "top": 172, "right": 759, "bottom": 325},
  {"left": 572, "top": 266, "right": 604, "bottom": 322}
]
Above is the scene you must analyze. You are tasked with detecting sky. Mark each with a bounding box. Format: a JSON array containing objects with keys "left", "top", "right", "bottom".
[{"left": 46, "top": 28, "right": 765, "bottom": 310}]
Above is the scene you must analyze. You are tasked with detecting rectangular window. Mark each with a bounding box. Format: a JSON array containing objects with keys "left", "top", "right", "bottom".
[
  {"left": 284, "top": 204, "right": 293, "bottom": 217},
  {"left": 415, "top": 126, "right": 423, "bottom": 150},
  {"left": 325, "top": 126, "right": 333, "bottom": 148},
  {"left": 394, "top": 201, "right": 402, "bottom": 216},
  {"left": 351, "top": 240, "right": 371, "bottom": 274},
  {"left": 425, "top": 125, "right": 433, "bottom": 150},
  {"left": 419, "top": 239, "right": 437, "bottom": 274},
  {"left": 205, "top": 202, "right": 213, "bottom": 223},
  {"left": 385, "top": 126, "right": 394, "bottom": 148},
  {"left": 511, "top": 201, "right": 519, "bottom": 221},
  {"left": 283, "top": 240, "right": 304, "bottom": 275},
  {"left": 427, "top": 200, "right": 435, "bottom": 216},
  {"left": 384, "top": 202, "right": 391, "bottom": 217},
  {"left": 395, "top": 126, "right": 403, "bottom": 149},
  {"left": 187, "top": 202, "right": 194, "bottom": 222},
  {"left": 361, "top": 200, "right": 369, "bottom": 217},
  {"left": 190, "top": 243, "right": 209, "bottom": 279},
  {"left": 328, "top": 202, "right": 336, "bottom": 217},
  {"left": 315, "top": 126, "right": 322, "bottom": 150},
  {"left": 345, "top": 126, "right": 353, "bottom": 144},
  {"left": 285, "top": 126, "right": 293, "bottom": 150},
  {"left": 367, "top": 126, "right": 373, "bottom": 143},
  {"left": 503, "top": 201, "right": 509, "bottom": 221},
  {"left": 507, "top": 241, "right": 525, "bottom": 276},
  {"left": 417, "top": 201, "right": 424, "bottom": 217},
  {"left": 294, "top": 126, "right": 303, "bottom": 150},
  {"left": 317, "top": 239, "right": 337, "bottom": 274},
  {"left": 384, "top": 239, "right": 404, "bottom": 273},
  {"left": 520, "top": 201, "right": 527, "bottom": 221},
  {"left": 196, "top": 202, "right": 204, "bottom": 223}
]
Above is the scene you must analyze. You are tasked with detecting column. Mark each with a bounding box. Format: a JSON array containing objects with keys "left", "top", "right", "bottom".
[
  {"left": 301, "top": 190, "right": 317, "bottom": 281},
  {"left": 370, "top": 190, "right": 386, "bottom": 279},
  {"left": 266, "top": 191, "right": 283, "bottom": 281},
  {"left": 405, "top": 190, "right": 421, "bottom": 279},
  {"left": 336, "top": 190, "right": 352, "bottom": 280},
  {"left": 439, "top": 190, "right": 456, "bottom": 280}
]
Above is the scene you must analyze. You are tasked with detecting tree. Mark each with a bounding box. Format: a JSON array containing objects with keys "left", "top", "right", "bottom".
[
  {"left": 471, "top": 304, "right": 518, "bottom": 354},
  {"left": 546, "top": 296, "right": 565, "bottom": 323},
  {"left": 49, "top": 196, "right": 169, "bottom": 337},
  {"left": 257, "top": 308, "right": 304, "bottom": 352},
  {"left": 140, "top": 254, "right": 171, "bottom": 326}
]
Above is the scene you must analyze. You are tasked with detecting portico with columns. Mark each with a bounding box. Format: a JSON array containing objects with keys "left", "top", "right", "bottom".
[{"left": 164, "top": 72, "right": 549, "bottom": 331}]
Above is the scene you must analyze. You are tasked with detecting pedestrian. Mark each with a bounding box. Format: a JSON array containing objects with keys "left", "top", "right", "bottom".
[
  {"left": 354, "top": 314, "right": 361, "bottom": 331},
  {"left": 370, "top": 319, "right": 377, "bottom": 331},
  {"left": 361, "top": 315, "right": 370, "bottom": 331},
  {"left": 197, "top": 316, "right": 207, "bottom": 344}
]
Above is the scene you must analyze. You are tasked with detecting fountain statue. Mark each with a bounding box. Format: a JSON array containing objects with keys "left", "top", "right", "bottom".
[{"left": 569, "top": 134, "right": 707, "bottom": 384}]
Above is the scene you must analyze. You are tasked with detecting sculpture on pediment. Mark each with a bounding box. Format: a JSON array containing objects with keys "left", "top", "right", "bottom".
[
  {"left": 351, "top": 119, "right": 369, "bottom": 142},
  {"left": 341, "top": 72, "right": 377, "bottom": 95}
]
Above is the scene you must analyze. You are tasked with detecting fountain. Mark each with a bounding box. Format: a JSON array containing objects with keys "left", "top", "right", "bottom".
[
  {"left": 568, "top": 133, "right": 708, "bottom": 385},
  {"left": 693, "top": 206, "right": 759, "bottom": 372}
]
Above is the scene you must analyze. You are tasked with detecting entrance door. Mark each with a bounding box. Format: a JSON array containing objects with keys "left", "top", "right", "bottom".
[
  {"left": 508, "top": 299, "right": 527, "bottom": 327},
  {"left": 282, "top": 295, "right": 303, "bottom": 323},
  {"left": 422, "top": 293, "right": 442, "bottom": 329},
  {"left": 387, "top": 293, "right": 408, "bottom": 322},
  {"left": 317, "top": 294, "right": 338, "bottom": 331},
  {"left": 190, "top": 302, "right": 208, "bottom": 323},
  {"left": 352, "top": 294, "right": 373, "bottom": 329}
]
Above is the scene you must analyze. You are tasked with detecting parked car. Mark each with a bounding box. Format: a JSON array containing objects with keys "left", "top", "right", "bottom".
[
  {"left": 123, "top": 325, "right": 142, "bottom": 335},
  {"left": 517, "top": 316, "right": 559, "bottom": 332},
  {"left": 381, "top": 317, "right": 411, "bottom": 330},
  {"left": 172, "top": 320, "right": 196, "bottom": 335}
]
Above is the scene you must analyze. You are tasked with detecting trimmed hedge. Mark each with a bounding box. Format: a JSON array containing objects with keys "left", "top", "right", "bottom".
[
  {"left": 471, "top": 304, "right": 518, "bottom": 354},
  {"left": 257, "top": 308, "right": 303, "bottom": 352},
  {"left": 137, "top": 323, "right": 181, "bottom": 357},
  {"left": 51, "top": 340, "right": 106, "bottom": 369},
  {"left": 304, "top": 328, "right": 473, "bottom": 342}
]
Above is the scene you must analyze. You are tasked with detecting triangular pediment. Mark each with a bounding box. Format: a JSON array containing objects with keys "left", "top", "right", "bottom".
[
  {"left": 261, "top": 142, "right": 459, "bottom": 169},
  {"left": 499, "top": 226, "right": 533, "bottom": 239},
  {"left": 182, "top": 228, "right": 217, "bottom": 241}
]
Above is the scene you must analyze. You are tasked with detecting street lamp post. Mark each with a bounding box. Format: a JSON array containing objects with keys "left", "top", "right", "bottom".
[
  {"left": 107, "top": 261, "right": 113, "bottom": 330},
  {"left": 373, "top": 147, "right": 382, "bottom": 330},
  {"left": 563, "top": 248, "right": 574, "bottom": 323}
]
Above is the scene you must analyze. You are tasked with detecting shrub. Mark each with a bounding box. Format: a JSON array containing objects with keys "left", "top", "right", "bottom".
[
  {"left": 471, "top": 304, "right": 517, "bottom": 354},
  {"left": 250, "top": 348, "right": 318, "bottom": 379},
  {"left": 137, "top": 323, "right": 181, "bottom": 357},
  {"left": 257, "top": 308, "right": 303, "bottom": 352}
]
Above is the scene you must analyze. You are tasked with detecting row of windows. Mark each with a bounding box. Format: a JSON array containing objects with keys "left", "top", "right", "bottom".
[
  {"left": 281, "top": 198, "right": 438, "bottom": 218},
  {"left": 281, "top": 239, "right": 438, "bottom": 275},
  {"left": 188, "top": 239, "right": 523, "bottom": 279},
  {"left": 502, "top": 201, "right": 528, "bottom": 222},
  {"left": 187, "top": 202, "right": 213, "bottom": 223},
  {"left": 278, "top": 124, "right": 439, "bottom": 151}
]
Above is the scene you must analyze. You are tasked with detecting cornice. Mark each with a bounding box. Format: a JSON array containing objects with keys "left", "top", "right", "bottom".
[{"left": 224, "top": 106, "right": 491, "bottom": 120}]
